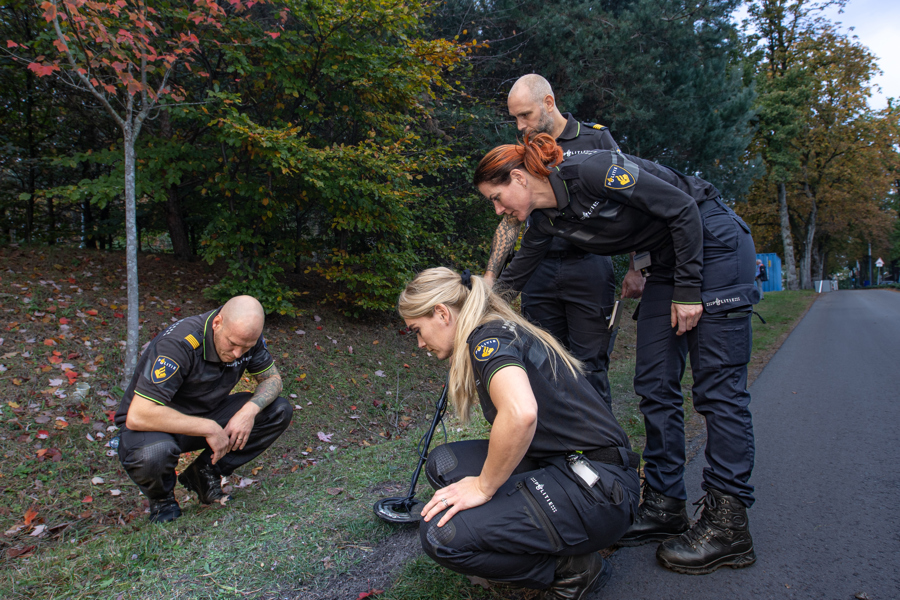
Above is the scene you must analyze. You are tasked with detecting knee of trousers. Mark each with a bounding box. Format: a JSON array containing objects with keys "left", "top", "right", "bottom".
[
  {"left": 119, "top": 440, "right": 180, "bottom": 486},
  {"left": 425, "top": 444, "right": 459, "bottom": 490},
  {"left": 265, "top": 396, "right": 294, "bottom": 432},
  {"left": 418, "top": 514, "right": 483, "bottom": 578}
]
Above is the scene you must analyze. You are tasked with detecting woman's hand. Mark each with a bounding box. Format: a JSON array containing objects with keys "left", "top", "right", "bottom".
[
  {"left": 421, "top": 476, "right": 493, "bottom": 527},
  {"left": 671, "top": 302, "right": 703, "bottom": 335}
]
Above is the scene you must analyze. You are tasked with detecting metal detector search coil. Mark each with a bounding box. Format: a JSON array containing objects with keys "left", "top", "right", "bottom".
[{"left": 373, "top": 377, "right": 450, "bottom": 524}]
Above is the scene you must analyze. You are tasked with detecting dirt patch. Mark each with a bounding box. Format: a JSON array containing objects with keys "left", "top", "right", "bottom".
[{"left": 298, "top": 526, "right": 423, "bottom": 599}]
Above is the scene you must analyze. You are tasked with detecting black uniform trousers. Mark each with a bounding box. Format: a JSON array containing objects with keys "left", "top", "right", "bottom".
[
  {"left": 420, "top": 440, "right": 638, "bottom": 589},
  {"left": 634, "top": 201, "right": 757, "bottom": 507},
  {"left": 521, "top": 253, "right": 617, "bottom": 408},
  {"left": 118, "top": 393, "right": 293, "bottom": 500}
]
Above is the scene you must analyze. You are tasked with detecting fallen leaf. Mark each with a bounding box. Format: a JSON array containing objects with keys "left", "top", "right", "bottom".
[
  {"left": 110, "top": 489, "right": 121, "bottom": 496},
  {"left": 54, "top": 420, "right": 68, "bottom": 429},
  {"left": 29, "top": 525, "right": 46, "bottom": 537},
  {"left": 36, "top": 430, "right": 49, "bottom": 440},
  {"left": 295, "top": 329, "right": 305, "bottom": 335},
  {"left": 235, "top": 477, "right": 256, "bottom": 488},
  {"left": 23, "top": 508, "right": 38, "bottom": 526},
  {"left": 82, "top": 496, "right": 92, "bottom": 503},
  {"left": 85, "top": 309, "right": 98, "bottom": 316},
  {"left": 326, "top": 487, "right": 343, "bottom": 496},
  {"left": 58, "top": 318, "right": 70, "bottom": 325},
  {"left": 251, "top": 466, "right": 263, "bottom": 476},
  {"left": 91, "top": 476, "right": 104, "bottom": 485},
  {"left": 317, "top": 432, "right": 333, "bottom": 442},
  {"left": 7, "top": 545, "right": 35, "bottom": 559},
  {"left": 43, "top": 339, "right": 56, "bottom": 346},
  {"left": 374, "top": 370, "right": 385, "bottom": 377},
  {"left": 7, "top": 401, "right": 20, "bottom": 408},
  {"left": 314, "top": 315, "right": 321, "bottom": 322},
  {"left": 358, "top": 590, "right": 384, "bottom": 599},
  {"left": 48, "top": 378, "right": 63, "bottom": 386},
  {"left": 372, "top": 340, "right": 379, "bottom": 345}
]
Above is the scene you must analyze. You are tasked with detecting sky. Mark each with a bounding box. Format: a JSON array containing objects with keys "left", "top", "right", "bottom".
[{"left": 735, "top": 0, "right": 899, "bottom": 110}]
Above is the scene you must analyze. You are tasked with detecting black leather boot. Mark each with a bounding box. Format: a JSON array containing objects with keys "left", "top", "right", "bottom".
[
  {"left": 617, "top": 481, "right": 689, "bottom": 546},
  {"left": 148, "top": 492, "right": 182, "bottom": 523},
  {"left": 178, "top": 456, "right": 231, "bottom": 505},
  {"left": 540, "top": 552, "right": 611, "bottom": 600},
  {"left": 656, "top": 487, "right": 756, "bottom": 574}
]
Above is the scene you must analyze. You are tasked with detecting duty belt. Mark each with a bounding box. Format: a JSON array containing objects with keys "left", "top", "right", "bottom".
[
  {"left": 698, "top": 197, "right": 725, "bottom": 215},
  {"left": 583, "top": 447, "right": 641, "bottom": 470}
]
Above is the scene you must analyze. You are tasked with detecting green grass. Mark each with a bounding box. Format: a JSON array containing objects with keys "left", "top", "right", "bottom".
[{"left": 0, "top": 247, "right": 818, "bottom": 599}]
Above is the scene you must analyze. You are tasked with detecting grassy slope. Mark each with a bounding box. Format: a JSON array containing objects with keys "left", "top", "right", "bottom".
[{"left": 0, "top": 247, "right": 816, "bottom": 599}]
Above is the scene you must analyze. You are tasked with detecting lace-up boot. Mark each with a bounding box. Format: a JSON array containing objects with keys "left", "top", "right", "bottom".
[
  {"left": 178, "top": 456, "right": 231, "bottom": 505},
  {"left": 148, "top": 492, "right": 182, "bottom": 523},
  {"left": 540, "top": 552, "right": 611, "bottom": 600},
  {"left": 617, "top": 480, "right": 689, "bottom": 546},
  {"left": 656, "top": 487, "right": 756, "bottom": 574}
]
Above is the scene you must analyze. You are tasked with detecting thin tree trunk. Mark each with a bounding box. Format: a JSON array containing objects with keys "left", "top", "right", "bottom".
[
  {"left": 799, "top": 183, "right": 816, "bottom": 290},
  {"left": 123, "top": 123, "right": 140, "bottom": 384},
  {"left": 778, "top": 182, "right": 799, "bottom": 290}
]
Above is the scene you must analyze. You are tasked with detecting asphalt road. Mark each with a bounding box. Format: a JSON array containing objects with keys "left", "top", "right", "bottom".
[{"left": 599, "top": 290, "right": 900, "bottom": 600}]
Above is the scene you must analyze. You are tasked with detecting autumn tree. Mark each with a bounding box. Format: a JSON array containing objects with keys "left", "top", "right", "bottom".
[{"left": 5, "top": 0, "right": 280, "bottom": 380}]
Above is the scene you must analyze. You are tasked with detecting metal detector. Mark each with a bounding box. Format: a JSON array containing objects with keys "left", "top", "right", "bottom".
[{"left": 373, "top": 377, "right": 450, "bottom": 524}]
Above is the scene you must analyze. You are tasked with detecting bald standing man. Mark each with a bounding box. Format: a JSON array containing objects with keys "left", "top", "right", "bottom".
[
  {"left": 115, "top": 296, "right": 292, "bottom": 522},
  {"left": 485, "top": 74, "right": 645, "bottom": 407}
]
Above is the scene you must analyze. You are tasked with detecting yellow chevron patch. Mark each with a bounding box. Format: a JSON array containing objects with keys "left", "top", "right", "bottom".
[
  {"left": 184, "top": 334, "right": 200, "bottom": 349},
  {"left": 592, "top": 124, "right": 606, "bottom": 130}
]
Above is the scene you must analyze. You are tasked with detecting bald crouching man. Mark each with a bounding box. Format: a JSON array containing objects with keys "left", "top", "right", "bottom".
[{"left": 115, "top": 296, "right": 293, "bottom": 523}]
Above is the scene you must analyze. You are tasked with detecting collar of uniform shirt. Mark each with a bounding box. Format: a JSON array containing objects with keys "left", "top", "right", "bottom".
[
  {"left": 547, "top": 167, "right": 570, "bottom": 213},
  {"left": 557, "top": 113, "right": 580, "bottom": 140},
  {"left": 202, "top": 307, "right": 223, "bottom": 363}
]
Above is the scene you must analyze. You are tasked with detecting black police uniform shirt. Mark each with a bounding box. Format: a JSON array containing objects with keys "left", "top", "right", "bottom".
[
  {"left": 466, "top": 319, "right": 630, "bottom": 459},
  {"left": 499, "top": 150, "right": 721, "bottom": 305},
  {"left": 115, "top": 307, "right": 274, "bottom": 426},
  {"left": 541, "top": 114, "right": 620, "bottom": 255}
]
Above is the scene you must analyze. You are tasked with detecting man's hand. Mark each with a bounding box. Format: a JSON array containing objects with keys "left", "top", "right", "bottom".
[
  {"left": 621, "top": 268, "right": 645, "bottom": 299},
  {"left": 671, "top": 303, "right": 703, "bottom": 336},
  {"left": 223, "top": 403, "right": 261, "bottom": 453},
  {"left": 205, "top": 425, "right": 232, "bottom": 465},
  {"left": 421, "top": 476, "right": 493, "bottom": 528}
]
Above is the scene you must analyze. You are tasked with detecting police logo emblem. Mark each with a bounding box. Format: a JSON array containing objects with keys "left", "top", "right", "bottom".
[
  {"left": 473, "top": 338, "right": 500, "bottom": 362},
  {"left": 604, "top": 165, "right": 636, "bottom": 190},
  {"left": 151, "top": 356, "right": 180, "bottom": 384}
]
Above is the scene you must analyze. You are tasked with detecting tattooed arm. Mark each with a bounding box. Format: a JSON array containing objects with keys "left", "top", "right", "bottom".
[
  {"left": 250, "top": 365, "right": 283, "bottom": 410},
  {"left": 224, "top": 365, "right": 283, "bottom": 451},
  {"left": 484, "top": 214, "right": 521, "bottom": 285}
]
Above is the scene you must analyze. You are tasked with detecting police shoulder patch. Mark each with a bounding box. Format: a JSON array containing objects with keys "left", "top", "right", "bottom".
[
  {"left": 473, "top": 338, "right": 501, "bottom": 362},
  {"left": 605, "top": 165, "right": 636, "bottom": 190},
  {"left": 151, "top": 355, "right": 180, "bottom": 384}
]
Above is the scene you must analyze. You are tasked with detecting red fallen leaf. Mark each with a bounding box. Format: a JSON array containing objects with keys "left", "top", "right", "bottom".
[
  {"left": 173, "top": 307, "right": 181, "bottom": 312},
  {"left": 36, "top": 449, "right": 49, "bottom": 457},
  {"left": 114, "top": 312, "right": 124, "bottom": 319},
  {"left": 48, "top": 355, "right": 62, "bottom": 364},
  {"left": 85, "top": 309, "right": 98, "bottom": 316},
  {"left": 7, "top": 545, "right": 35, "bottom": 559},
  {"left": 105, "top": 410, "right": 116, "bottom": 422},
  {"left": 67, "top": 277, "right": 75, "bottom": 284},
  {"left": 51, "top": 350, "right": 61, "bottom": 356},
  {"left": 36, "top": 430, "right": 50, "bottom": 439},
  {"left": 350, "top": 405, "right": 357, "bottom": 410},
  {"left": 157, "top": 311, "right": 164, "bottom": 315},
  {"left": 46, "top": 448, "right": 62, "bottom": 462},
  {"left": 358, "top": 590, "right": 384, "bottom": 599},
  {"left": 58, "top": 317, "right": 70, "bottom": 325},
  {"left": 316, "top": 326, "right": 323, "bottom": 330},
  {"left": 373, "top": 400, "right": 382, "bottom": 407},
  {"left": 23, "top": 508, "right": 38, "bottom": 526},
  {"left": 46, "top": 305, "right": 57, "bottom": 313},
  {"left": 398, "top": 328, "right": 408, "bottom": 335},
  {"left": 67, "top": 352, "right": 79, "bottom": 359},
  {"left": 82, "top": 496, "right": 93, "bottom": 503},
  {"left": 43, "top": 339, "right": 56, "bottom": 346},
  {"left": 101, "top": 321, "right": 107, "bottom": 325},
  {"left": 403, "top": 364, "right": 410, "bottom": 369}
]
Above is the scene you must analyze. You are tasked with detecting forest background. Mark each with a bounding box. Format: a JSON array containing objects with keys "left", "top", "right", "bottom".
[{"left": 1, "top": 0, "right": 899, "bottom": 375}]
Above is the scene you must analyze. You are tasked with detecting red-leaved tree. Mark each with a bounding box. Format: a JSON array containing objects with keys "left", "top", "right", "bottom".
[{"left": 6, "top": 0, "right": 280, "bottom": 381}]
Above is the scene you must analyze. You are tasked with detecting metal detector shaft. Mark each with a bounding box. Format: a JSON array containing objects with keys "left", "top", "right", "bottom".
[{"left": 401, "top": 378, "right": 449, "bottom": 498}]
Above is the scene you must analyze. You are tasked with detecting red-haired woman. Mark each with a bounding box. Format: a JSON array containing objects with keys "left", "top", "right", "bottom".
[{"left": 474, "top": 134, "right": 759, "bottom": 575}]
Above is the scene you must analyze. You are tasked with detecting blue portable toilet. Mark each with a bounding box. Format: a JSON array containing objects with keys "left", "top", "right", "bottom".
[{"left": 756, "top": 253, "right": 782, "bottom": 292}]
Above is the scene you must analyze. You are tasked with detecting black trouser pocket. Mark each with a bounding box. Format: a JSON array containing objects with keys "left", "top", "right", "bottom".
[
  {"left": 514, "top": 468, "right": 588, "bottom": 551},
  {"left": 696, "top": 312, "right": 752, "bottom": 369}
]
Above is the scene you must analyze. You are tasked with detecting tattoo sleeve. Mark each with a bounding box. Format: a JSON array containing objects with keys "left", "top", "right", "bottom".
[
  {"left": 485, "top": 214, "right": 521, "bottom": 278},
  {"left": 251, "top": 365, "right": 282, "bottom": 410}
]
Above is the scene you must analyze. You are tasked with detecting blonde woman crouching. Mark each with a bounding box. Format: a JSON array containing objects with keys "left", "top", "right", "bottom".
[{"left": 398, "top": 267, "right": 639, "bottom": 599}]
